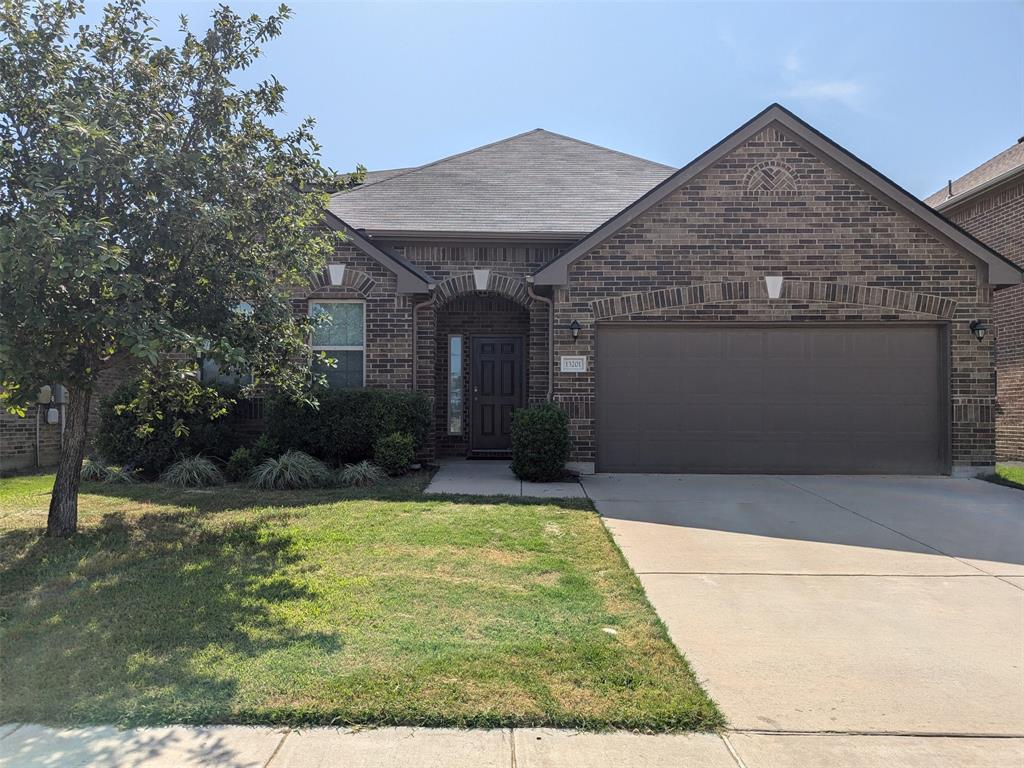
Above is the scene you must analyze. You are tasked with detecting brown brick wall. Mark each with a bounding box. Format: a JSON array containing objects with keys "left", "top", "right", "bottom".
[
  {"left": 554, "top": 125, "right": 996, "bottom": 471},
  {"left": 1, "top": 406, "right": 62, "bottom": 474},
  {"left": 940, "top": 181, "right": 1023, "bottom": 460},
  {"left": 294, "top": 241, "right": 414, "bottom": 390}
]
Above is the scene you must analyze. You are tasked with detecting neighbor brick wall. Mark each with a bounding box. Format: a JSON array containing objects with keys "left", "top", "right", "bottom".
[
  {"left": 0, "top": 406, "right": 62, "bottom": 474},
  {"left": 554, "top": 124, "right": 996, "bottom": 471},
  {"left": 939, "top": 180, "right": 1023, "bottom": 460}
]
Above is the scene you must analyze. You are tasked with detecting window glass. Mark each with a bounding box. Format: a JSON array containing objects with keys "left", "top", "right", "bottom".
[
  {"left": 448, "top": 335, "right": 462, "bottom": 434},
  {"left": 311, "top": 302, "right": 363, "bottom": 347},
  {"left": 310, "top": 301, "right": 365, "bottom": 388}
]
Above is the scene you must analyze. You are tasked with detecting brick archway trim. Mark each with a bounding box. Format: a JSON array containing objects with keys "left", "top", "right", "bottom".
[
  {"left": 434, "top": 272, "right": 533, "bottom": 308},
  {"left": 308, "top": 266, "right": 377, "bottom": 297},
  {"left": 590, "top": 280, "right": 957, "bottom": 320}
]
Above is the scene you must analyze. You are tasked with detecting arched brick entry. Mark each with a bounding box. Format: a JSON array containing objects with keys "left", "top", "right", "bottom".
[{"left": 434, "top": 293, "right": 531, "bottom": 457}]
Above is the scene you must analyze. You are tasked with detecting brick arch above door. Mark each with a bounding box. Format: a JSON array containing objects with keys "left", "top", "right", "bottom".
[
  {"left": 589, "top": 280, "right": 958, "bottom": 320},
  {"left": 434, "top": 271, "right": 533, "bottom": 308}
]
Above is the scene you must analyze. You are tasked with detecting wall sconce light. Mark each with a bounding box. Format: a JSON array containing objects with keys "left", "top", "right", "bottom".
[
  {"left": 569, "top": 320, "right": 581, "bottom": 342},
  {"left": 969, "top": 320, "right": 988, "bottom": 342}
]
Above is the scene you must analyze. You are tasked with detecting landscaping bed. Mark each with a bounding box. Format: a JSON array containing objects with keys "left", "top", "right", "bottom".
[{"left": 0, "top": 473, "right": 722, "bottom": 732}]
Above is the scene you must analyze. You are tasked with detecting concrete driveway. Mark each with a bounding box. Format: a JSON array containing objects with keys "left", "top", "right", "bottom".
[{"left": 583, "top": 474, "right": 1024, "bottom": 757}]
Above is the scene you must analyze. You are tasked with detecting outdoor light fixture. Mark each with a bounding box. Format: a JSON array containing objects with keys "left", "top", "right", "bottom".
[
  {"left": 569, "top": 320, "right": 581, "bottom": 342},
  {"left": 969, "top": 320, "right": 988, "bottom": 342}
]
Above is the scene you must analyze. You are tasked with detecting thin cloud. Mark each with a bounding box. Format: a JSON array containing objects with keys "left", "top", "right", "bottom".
[{"left": 786, "top": 79, "right": 866, "bottom": 110}]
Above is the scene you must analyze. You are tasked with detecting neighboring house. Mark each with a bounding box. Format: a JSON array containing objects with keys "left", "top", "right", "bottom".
[
  {"left": 309, "top": 104, "right": 1021, "bottom": 476},
  {"left": 925, "top": 140, "right": 1024, "bottom": 461}
]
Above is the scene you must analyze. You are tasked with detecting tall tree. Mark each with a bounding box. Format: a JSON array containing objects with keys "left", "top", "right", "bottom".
[{"left": 0, "top": 0, "right": 345, "bottom": 536}]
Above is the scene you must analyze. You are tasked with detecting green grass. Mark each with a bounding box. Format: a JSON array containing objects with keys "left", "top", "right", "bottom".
[
  {"left": 984, "top": 464, "right": 1024, "bottom": 490},
  {"left": 0, "top": 472, "right": 722, "bottom": 732}
]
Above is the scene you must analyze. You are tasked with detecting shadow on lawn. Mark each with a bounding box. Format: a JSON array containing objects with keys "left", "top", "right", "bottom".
[{"left": 0, "top": 506, "right": 338, "bottom": 728}]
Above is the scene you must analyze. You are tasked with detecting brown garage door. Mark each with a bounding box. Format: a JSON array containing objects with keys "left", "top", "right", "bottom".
[{"left": 596, "top": 324, "right": 948, "bottom": 474}]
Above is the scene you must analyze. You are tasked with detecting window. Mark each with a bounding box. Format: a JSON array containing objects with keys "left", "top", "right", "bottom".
[
  {"left": 199, "top": 302, "right": 254, "bottom": 386},
  {"left": 448, "top": 335, "right": 462, "bottom": 434},
  {"left": 310, "top": 300, "right": 365, "bottom": 388}
]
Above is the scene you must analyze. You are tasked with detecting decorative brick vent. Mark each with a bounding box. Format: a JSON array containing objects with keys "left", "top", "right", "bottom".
[{"left": 744, "top": 161, "right": 799, "bottom": 196}]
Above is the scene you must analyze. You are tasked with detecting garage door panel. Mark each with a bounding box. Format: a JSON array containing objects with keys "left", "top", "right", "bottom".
[{"left": 596, "top": 324, "right": 946, "bottom": 474}]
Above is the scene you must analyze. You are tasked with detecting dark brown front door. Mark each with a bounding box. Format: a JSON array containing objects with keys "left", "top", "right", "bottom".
[{"left": 471, "top": 336, "right": 524, "bottom": 453}]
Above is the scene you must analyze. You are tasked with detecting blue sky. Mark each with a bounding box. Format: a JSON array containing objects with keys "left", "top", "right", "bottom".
[{"left": 94, "top": 1, "right": 1021, "bottom": 198}]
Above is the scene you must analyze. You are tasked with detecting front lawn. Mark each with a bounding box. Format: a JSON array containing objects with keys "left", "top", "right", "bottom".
[
  {"left": 989, "top": 464, "right": 1024, "bottom": 490},
  {"left": 0, "top": 473, "right": 721, "bottom": 732}
]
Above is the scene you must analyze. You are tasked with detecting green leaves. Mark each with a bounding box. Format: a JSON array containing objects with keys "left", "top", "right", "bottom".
[{"left": 0, "top": 0, "right": 338, "bottom": 412}]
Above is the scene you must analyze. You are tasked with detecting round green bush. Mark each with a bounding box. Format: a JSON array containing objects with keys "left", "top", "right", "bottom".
[
  {"left": 511, "top": 403, "right": 569, "bottom": 482},
  {"left": 373, "top": 432, "right": 415, "bottom": 476}
]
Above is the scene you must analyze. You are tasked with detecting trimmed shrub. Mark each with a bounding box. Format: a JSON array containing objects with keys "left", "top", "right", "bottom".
[
  {"left": 81, "top": 458, "right": 113, "bottom": 482},
  {"left": 266, "top": 389, "right": 430, "bottom": 465},
  {"left": 160, "top": 456, "right": 224, "bottom": 488},
  {"left": 249, "top": 450, "right": 331, "bottom": 490},
  {"left": 374, "top": 432, "right": 414, "bottom": 476},
  {"left": 224, "top": 447, "right": 254, "bottom": 482},
  {"left": 337, "top": 460, "right": 386, "bottom": 488},
  {"left": 511, "top": 403, "right": 570, "bottom": 482},
  {"left": 96, "top": 379, "right": 244, "bottom": 478}
]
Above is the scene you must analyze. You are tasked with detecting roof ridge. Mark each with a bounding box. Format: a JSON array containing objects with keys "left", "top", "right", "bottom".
[
  {"left": 338, "top": 129, "right": 547, "bottom": 195},
  {"left": 530, "top": 128, "right": 675, "bottom": 170},
  {"left": 348, "top": 166, "right": 418, "bottom": 192}
]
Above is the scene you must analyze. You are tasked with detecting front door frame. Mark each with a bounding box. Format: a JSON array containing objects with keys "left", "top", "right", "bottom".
[{"left": 469, "top": 335, "right": 525, "bottom": 456}]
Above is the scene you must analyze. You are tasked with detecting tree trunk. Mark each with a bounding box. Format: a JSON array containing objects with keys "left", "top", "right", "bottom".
[{"left": 47, "top": 385, "right": 91, "bottom": 538}]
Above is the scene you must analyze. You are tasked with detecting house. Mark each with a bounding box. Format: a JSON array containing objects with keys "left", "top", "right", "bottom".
[
  {"left": 3, "top": 104, "right": 1019, "bottom": 477},
  {"left": 306, "top": 104, "right": 1021, "bottom": 476},
  {"left": 924, "top": 140, "right": 1024, "bottom": 461}
]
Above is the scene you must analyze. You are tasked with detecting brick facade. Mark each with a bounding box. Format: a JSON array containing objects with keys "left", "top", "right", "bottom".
[
  {"left": 936, "top": 181, "right": 1023, "bottom": 460},
  {"left": 549, "top": 126, "right": 996, "bottom": 471},
  {"left": 0, "top": 406, "right": 62, "bottom": 475}
]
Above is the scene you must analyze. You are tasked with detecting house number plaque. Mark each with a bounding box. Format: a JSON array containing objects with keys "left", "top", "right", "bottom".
[{"left": 560, "top": 356, "right": 587, "bottom": 373}]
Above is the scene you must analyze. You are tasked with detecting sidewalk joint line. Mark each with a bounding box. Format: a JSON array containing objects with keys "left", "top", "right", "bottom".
[
  {"left": 263, "top": 728, "right": 290, "bottom": 768},
  {"left": 635, "top": 571, "right": 1000, "bottom": 577},
  {"left": 509, "top": 727, "right": 517, "bottom": 768},
  {"left": 729, "top": 727, "right": 1024, "bottom": 739},
  {"left": 777, "top": 477, "right": 1020, "bottom": 589},
  {"left": 720, "top": 732, "right": 749, "bottom": 768},
  {"left": 0, "top": 723, "right": 24, "bottom": 740}
]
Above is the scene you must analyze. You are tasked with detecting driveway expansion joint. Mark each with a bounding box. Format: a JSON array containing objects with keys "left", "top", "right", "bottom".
[{"left": 728, "top": 728, "right": 1024, "bottom": 739}]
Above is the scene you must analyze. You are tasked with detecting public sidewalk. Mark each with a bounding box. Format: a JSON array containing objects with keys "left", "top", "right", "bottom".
[{"left": 3, "top": 723, "right": 1022, "bottom": 767}]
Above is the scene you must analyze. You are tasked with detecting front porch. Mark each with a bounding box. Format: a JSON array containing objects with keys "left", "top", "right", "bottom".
[{"left": 425, "top": 458, "right": 586, "bottom": 498}]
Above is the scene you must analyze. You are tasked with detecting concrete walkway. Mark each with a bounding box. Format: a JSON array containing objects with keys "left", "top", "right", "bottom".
[
  {"left": 425, "top": 458, "right": 586, "bottom": 498},
  {"left": 4, "top": 724, "right": 1019, "bottom": 765},
  {"left": 3, "top": 723, "right": 1022, "bottom": 767}
]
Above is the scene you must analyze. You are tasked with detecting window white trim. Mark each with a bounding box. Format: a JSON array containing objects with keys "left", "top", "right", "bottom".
[{"left": 308, "top": 299, "right": 366, "bottom": 388}]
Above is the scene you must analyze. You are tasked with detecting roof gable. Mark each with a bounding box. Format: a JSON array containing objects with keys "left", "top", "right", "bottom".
[
  {"left": 533, "top": 104, "right": 1022, "bottom": 287},
  {"left": 323, "top": 211, "right": 432, "bottom": 293},
  {"left": 328, "top": 129, "right": 675, "bottom": 238}
]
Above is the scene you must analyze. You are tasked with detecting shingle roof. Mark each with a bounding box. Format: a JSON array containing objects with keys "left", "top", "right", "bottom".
[
  {"left": 328, "top": 129, "right": 675, "bottom": 237},
  {"left": 925, "top": 138, "right": 1024, "bottom": 208}
]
